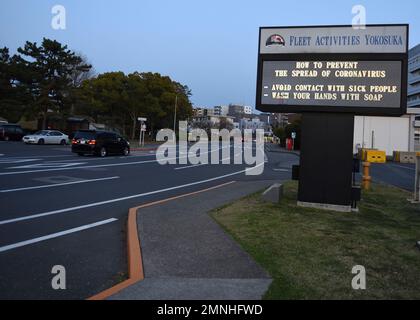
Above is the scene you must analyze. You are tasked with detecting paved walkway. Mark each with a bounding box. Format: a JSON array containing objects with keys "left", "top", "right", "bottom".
[
  {"left": 110, "top": 180, "right": 275, "bottom": 300},
  {"left": 265, "top": 143, "right": 300, "bottom": 156}
]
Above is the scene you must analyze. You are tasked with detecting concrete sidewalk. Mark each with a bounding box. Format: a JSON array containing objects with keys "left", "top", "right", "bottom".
[
  {"left": 265, "top": 143, "right": 300, "bottom": 156},
  {"left": 110, "top": 180, "right": 276, "bottom": 300}
]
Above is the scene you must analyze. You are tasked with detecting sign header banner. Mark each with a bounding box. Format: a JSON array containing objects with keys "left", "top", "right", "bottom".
[{"left": 260, "top": 25, "right": 408, "bottom": 54}]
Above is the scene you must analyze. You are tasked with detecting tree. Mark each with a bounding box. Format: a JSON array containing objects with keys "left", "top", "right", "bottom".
[
  {"left": 218, "top": 117, "right": 234, "bottom": 131},
  {"left": 68, "top": 54, "right": 94, "bottom": 115},
  {"left": 16, "top": 38, "right": 91, "bottom": 128},
  {"left": 0, "top": 47, "right": 29, "bottom": 122},
  {"left": 78, "top": 72, "right": 127, "bottom": 125},
  {"left": 126, "top": 72, "right": 148, "bottom": 139},
  {"left": 78, "top": 71, "right": 193, "bottom": 139},
  {"left": 136, "top": 72, "right": 193, "bottom": 136},
  {"left": 273, "top": 127, "right": 286, "bottom": 146},
  {"left": 191, "top": 118, "right": 212, "bottom": 136}
]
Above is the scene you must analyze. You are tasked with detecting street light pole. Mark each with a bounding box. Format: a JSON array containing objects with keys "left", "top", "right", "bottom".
[{"left": 173, "top": 95, "right": 178, "bottom": 143}]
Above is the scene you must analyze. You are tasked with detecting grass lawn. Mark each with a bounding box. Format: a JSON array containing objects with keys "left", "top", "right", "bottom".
[{"left": 211, "top": 181, "right": 420, "bottom": 299}]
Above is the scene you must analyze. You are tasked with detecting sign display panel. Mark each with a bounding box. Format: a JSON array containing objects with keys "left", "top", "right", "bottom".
[
  {"left": 256, "top": 25, "right": 409, "bottom": 116},
  {"left": 261, "top": 60, "right": 402, "bottom": 108}
]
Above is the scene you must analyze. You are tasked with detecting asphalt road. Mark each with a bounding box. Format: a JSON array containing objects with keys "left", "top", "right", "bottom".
[
  {"left": 369, "top": 162, "right": 415, "bottom": 191},
  {"left": 0, "top": 141, "right": 298, "bottom": 299}
]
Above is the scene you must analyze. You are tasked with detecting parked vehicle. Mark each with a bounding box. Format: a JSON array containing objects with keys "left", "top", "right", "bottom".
[
  {"left": 0, "top": 124, "right": 25, "bottom": 141},
  {"left": 71, "top": 130, "right": 130, "bottom": 157},
  {"left": 22, "top": 130, "right": 69, "bottom": 145}
]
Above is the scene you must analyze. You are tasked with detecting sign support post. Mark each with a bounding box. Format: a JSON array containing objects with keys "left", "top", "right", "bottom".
[
  {"left": 298, "top": 113, "right": 355, "bottom": 211},
  {"left": 138, "top": 117, "right": 147, "bottom": 148}
]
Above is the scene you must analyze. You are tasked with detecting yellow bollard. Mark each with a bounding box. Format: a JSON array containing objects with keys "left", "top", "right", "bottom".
[{"left": 362, "top": 162, "right": 371, "bottom": 190}]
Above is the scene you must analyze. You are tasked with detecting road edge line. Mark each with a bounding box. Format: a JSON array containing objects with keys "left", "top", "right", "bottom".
[
  {"left": 87, "top": 180, "right": 236, "bottom": 300},
  {"left": 87, "top": 208, "right": 143, "bottom": 300}
]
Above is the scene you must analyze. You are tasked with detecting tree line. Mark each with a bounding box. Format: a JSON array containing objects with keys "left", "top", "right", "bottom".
[{"left": 0, "top": 38, "right": 193, "bottom": 139}]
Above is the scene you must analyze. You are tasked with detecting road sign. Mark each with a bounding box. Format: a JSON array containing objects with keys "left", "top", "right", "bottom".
[
  {"left": 291, "top": 132, "right": 297, "bottom": 139},
  {"left": 138, "top": 117, "right": 147, "bottom": 122},
  {"left": 256, "top": 24, "right": 409, "bottom": 212},
  {"left": 256, "top": 24, "right": 408, "bottom": 116},
  {"left": 141, "top": 124, "right": 147, "bottom": 132}
]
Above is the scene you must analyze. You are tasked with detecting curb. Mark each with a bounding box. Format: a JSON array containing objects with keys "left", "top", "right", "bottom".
[
  {"left": 87, "top": 208, "right": 144, "bottom": 300},
  {"left": 87, "top": 180, "right": 236, "bottom": 300}
]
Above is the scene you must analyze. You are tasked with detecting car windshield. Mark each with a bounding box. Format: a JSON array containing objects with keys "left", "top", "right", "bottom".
[
  {"left": 74, "top": 131, "right": 96, "bottom": 140},
  {"left": 34, "top": 131, "right": 49, "bottom": 135}
]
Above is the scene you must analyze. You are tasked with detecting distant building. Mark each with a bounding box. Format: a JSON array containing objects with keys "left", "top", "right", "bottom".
[
  {"left": 193, "top": 107, "right": 203, "bottom": 117},
  {"left": 258, "top": 113, "right": 282, "bottom": 127},
  {"left": 408, "top": 44, "right": 420, "bottom": 111},
  {"left": 244, "top": 106, "right": 253, "bottom": 115},
  {"left": 407, "top": 43, "right": 420, "bottom": 149},
  {"left": 193, "top": 107, "right": 206, "bottom": 117},
  {"left": 192, "top": 114, "right": 234, "bottom": 128},
  {"left": 193, "top": 107, "right": 215, "bottom": 117},
  {"left": 228, "top": 104, "right": 245, "bottom": 117},
  {"left": 239, "top": 117, "right": 267, "bottom": 133},
  {"left": 214, "top": 105, "right": 229, "bottom": 116},
  {"left": 266, "top": 113, "right": 297, "bottom": 128},
  {"left": 353, "top": 44, "right": 420, "bottom": 155}
]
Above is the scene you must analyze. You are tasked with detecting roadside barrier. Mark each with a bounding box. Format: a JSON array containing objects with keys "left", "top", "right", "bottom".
[{"left": 359, "top": 149, "right": 386, "bottom": 163}]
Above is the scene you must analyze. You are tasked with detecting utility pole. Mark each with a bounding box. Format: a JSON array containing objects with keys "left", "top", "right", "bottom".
[{"left": 173, "top": 95, "right": 178, "bottom": 143}]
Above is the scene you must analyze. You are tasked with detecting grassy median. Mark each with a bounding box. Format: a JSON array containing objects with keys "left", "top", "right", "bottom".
[{"left": 211, "top": 181, "right": 420, "bottom": 299}]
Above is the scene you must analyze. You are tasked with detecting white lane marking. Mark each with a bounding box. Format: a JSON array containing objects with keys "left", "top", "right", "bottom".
[
  {"left": 0, "top": 163, "right": 263, "bottom": 226},
  {"left": 175, "top": 164, "right": 204, "bottom": 170},
  {"left": 0, "top": 218, "right": 118, "bottom": 253},
  {"left": 0, "top": 158, "right": 157, "bottom": 176},
  {"left": 174, "top": 153, "right": 242, "bottom": 171},
  {"left": 0, "top": 159, "right": 40, "bottom": 164},
  {"left": 273, "top": 168, "right": 291, "bottom": 172},
  {"left": 8, "top": 162, "right": 86, "bottom": 169},
  {"left": 1, "top": 153, "right": 154, "bottom": 160},
  {"left": 0, "top": 145, "right": 231, "bottom": 176},
  {"left": 388, "top": 163, "right": 415, "bottom": 171},
  {"left": 0, "top": 176, "right": 120, "bottom": 193},
  {"left": 3, "top": 154, "right": 74, "bottom": 159}
]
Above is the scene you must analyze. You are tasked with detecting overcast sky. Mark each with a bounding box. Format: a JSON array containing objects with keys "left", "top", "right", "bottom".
[{"left": 1, "top": 0, "right": 419, "bottom": 110}]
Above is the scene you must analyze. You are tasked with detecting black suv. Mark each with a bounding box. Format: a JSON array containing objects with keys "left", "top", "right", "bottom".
[
  {"left": 0, "top": 124, "right": 25, "bottom": 141},
  {"left": 71, "top": 130, "right": 130, "bottom": 157}
]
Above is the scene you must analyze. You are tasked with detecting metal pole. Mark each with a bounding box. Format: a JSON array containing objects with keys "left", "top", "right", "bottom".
[
  {"left": 415, "top": 156, "right": 420, "bottom": 202},
  {"left": 139, "top": 121, "right": 142, "bottom": 148},
  {"left": 362, "top": 162, "right": 371, "bottom": 190},
  {"left": 362, "top": 116, "right": 366, "bottom": 149},
  {"left": 173, "top": 95, "right": 178, "bottom": 143},
  {"left": 371, "top": 130, "right": 375, "bottom": 149}
]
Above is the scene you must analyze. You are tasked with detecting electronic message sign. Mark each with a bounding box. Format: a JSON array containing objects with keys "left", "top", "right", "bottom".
[{"left": 256, "top": 25, "right": 409, "bottom": 115}]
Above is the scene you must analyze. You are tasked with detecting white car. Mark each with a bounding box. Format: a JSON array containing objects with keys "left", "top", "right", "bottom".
[{"left": 23, "top": 130, "right": 69, "bottom": 145}]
